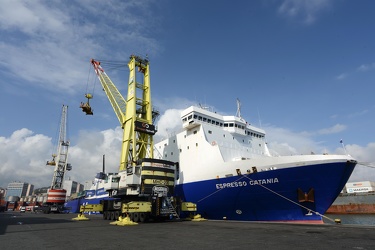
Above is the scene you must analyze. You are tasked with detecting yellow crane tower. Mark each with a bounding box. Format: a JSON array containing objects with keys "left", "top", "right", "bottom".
[{"left": 89, "top": 55, "right": 156, "bottom": 171}]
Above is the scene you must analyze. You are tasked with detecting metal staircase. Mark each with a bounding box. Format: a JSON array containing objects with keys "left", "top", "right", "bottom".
[{"left": 165, "top": 197, "right": 180, "bottom": 219}]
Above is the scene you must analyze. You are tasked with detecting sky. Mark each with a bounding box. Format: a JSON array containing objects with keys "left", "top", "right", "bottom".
[{"left": 1, "top": 0, "right": 375, "bottom": 189}]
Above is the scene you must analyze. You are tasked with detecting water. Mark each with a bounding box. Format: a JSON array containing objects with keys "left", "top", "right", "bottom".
[{"left": 323, "top": 213, "right": 375, "bottom": 226}]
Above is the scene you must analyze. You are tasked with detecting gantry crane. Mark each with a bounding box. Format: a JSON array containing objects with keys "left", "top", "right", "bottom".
[
  {"left": 44, "top": 105, "right": 72, "bottom": 213},
  {"left": 78, "top": 55, "right": 196, "bottom": 223}
]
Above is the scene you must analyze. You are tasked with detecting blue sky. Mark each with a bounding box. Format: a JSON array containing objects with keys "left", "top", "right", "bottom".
[{"left": 1, "top": 0, "right": 374, "bottom": 189}]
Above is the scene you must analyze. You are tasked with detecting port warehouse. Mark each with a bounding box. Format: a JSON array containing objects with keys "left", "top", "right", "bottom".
[{"left": 1, "top": 180, "right": 375, "bottom": 212}]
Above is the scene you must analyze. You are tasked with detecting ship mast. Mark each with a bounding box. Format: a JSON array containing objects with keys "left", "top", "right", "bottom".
[{"left": 236, "top": 98, "right": 242, "bottom": 118}]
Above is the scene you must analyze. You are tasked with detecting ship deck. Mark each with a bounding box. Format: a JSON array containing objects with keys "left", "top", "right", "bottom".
[{"left": 1, "top": 212, "right": 374, "bottom": 249}]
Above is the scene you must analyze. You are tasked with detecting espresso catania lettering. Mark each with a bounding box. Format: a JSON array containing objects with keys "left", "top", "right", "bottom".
[
  {"left": 249, "top": 178, "right": 279, "bottom": 185},
  {"left": 216, "top": 181, "right": 247, "bottom": 189},
  {"left": 215, "top": 178, "right": 279, "bottom": 189}
]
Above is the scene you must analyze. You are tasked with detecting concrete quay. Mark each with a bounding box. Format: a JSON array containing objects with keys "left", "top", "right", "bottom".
[{"left": 1, "top": 212, "right": 374, "bottom": 250}]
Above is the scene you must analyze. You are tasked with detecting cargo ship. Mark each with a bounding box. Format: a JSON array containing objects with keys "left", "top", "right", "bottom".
[
  {"left": 65, "top": 103, "right": 357, "bottom": 223},
  {"left": 153, "top": 104, "right": 356, "bottom": 223},
  {"left": 326, "top": 181, "right": 375, "bottom": 214}
]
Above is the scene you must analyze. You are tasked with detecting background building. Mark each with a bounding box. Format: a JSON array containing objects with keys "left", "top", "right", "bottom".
[
  {"left": 63, "top": 180, "right": 84, "bottom": 198},
  {"left": 5, "top": 182, "right": 34, "bottom": 201}
]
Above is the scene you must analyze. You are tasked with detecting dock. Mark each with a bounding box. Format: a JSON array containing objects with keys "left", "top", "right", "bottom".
[{"left": 1, "top": 212, "right": 374, "bottom": 249}]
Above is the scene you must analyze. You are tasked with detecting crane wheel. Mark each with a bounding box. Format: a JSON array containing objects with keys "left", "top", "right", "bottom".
[
  {"left": 133, "top": 212, "right": 140, "bottom": 222},
  {"left": 110, "top": 211, "right": 115, "bottom": 221},
  {"left": 103, "top": 211, "right": 107, "bottom": 220},
  {"left": 139, "top": 212, "right": 148, "bottom": 223},
  {"left": 115, "top": 211, "right": 120, "bottom": 220}
]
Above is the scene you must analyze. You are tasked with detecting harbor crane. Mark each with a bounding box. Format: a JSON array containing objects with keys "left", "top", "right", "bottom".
[
  {"left": 78, "top": 55, "right": 196, "bottom": 224},
  {"left": 44, "top": 105, "right": 72, "bottom": 213}
]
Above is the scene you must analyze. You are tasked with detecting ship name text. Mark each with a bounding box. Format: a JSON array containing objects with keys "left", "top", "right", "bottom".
[{"left": 216, "top": 178, "right": 279, "bottom": 189}]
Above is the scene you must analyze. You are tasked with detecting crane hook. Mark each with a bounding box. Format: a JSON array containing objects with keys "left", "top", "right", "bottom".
[{"left": 80, "top": 93, "right": 93, "bottom": 115}]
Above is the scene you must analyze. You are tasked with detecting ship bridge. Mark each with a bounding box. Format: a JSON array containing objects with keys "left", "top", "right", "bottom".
[{"left": 181, "top": 105, "right": 266, "bottom": 138}]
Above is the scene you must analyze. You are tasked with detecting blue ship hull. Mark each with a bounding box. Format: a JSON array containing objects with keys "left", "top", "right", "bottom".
[
  {"left": 176, "top": 161, "right": 356, "bottom": 223},
  {"left": 64, "top": 197, "right": 114, "bottom": 213},
  {"left": 65, "top": 161, "right": 355, "bottom": 223}
]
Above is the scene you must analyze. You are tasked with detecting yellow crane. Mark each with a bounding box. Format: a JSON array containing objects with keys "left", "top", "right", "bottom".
[
  {"left": 79, "top": 55, "right": 197, "bottom": 224},
  {"left": 89, "top": 55, "right": 155, "bottom": 171}
]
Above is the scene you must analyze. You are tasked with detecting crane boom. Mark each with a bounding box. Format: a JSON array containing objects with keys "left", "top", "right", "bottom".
[
  {"left": 91, "top": 59, "right": 127, "bottom": 125},
  {"left": 91, "top": 55, "right": 155, "bottom": 171}
]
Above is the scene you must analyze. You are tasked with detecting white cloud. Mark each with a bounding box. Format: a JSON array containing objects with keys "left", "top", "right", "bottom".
[
  {"left": 0, "top": 127, "right": 123, "bottom": 189},
  {"left": 278, "top": 0, "right": 331, "bottom": 24},
  {"left": 155, "top": 109, "right": 183, "bottom": 140},
  {"left": 335, "top": 143, "right": 375, "bottom": 182},
  {"left": 335, "top": 73, "right": 347, "bottom": 80},
  {"left": 318, "top": 124, "right": 346, "bottom": 135},
  {"left": 357, "top": 63, "right": 375, "bottom": 72},
  {"left": 1, "top": 119, "right": 374, "bottom": 189},
  {"left": 0, "top": 0, "right": 160, "bottom": 95},
  {"left": 264, "top": 125, "right": 323, "bottom": 155},
  {"left": 335, "top": 62, "right": 375, "bottom": 80}
]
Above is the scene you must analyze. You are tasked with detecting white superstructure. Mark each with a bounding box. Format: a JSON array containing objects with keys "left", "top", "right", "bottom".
[{"left": 155, "top": 105, "right": 354, "bottom": 184}]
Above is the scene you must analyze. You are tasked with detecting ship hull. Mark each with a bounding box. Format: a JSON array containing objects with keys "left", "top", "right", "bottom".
[
  {"left": 64, "top": 196, "right": 113, "bottom": 213},
  {"left": 176, "top": 160, "right": 356, "bottom": 223}
]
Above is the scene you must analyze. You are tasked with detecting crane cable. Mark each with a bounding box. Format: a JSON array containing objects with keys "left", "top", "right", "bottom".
[
  {"left": 86, "top": 62, "right": 96, "bottom": 98},
  {"left": 196, "top": 174, "right": 338, "bottom": 223},
  {"left": 86, "top": 59, "right": 129, "bottom": 99},
  {"left": 358, "top": 162, "right": 375, "bottom": 168}
]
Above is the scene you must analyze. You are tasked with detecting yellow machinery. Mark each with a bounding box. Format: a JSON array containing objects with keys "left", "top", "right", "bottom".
[{"left": 78, "top": 55, "right": 197, "bottom": 223}]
